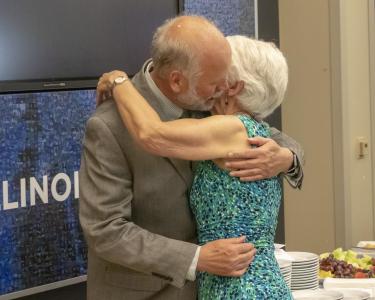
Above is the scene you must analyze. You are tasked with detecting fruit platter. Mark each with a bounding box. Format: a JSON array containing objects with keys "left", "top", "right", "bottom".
[{"left": 319, "top": 248, "right": 375, "bottom": 279}]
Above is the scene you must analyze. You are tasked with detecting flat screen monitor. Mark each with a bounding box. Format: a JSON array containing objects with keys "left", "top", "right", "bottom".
[{"left": 0, "top": 0, "right": 182, "bottom": 93}]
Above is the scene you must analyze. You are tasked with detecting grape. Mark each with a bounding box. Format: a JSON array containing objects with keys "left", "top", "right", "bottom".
[{"left": 320, "top": 255, "right": 360, "bottom": 279}]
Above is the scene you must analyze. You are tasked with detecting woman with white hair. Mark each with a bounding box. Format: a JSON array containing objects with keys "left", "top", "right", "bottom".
[{"left": 98, "top": 36, "right": 292, "bottom": 299}]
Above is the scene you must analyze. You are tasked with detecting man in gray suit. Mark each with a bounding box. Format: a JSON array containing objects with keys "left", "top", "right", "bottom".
[{"left": 79, "top": 16, "right": 303, "bottom": 300}]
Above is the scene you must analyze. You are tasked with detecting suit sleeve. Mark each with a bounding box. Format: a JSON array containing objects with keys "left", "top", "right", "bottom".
[
  {"left": 269, "top": 127, "right": 304, "bottom": 189},
  {"left": 79, "top": 116, "right": 198, "bottom": 288}
]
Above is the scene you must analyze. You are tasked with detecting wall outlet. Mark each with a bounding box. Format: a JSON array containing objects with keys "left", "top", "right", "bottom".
[{"left": 356, "top": 136, "right": 369, "bottom": 159}]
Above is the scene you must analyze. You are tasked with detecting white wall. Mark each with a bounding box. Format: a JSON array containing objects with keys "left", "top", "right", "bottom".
[
  {"left": 279, "top": 0, "right": 374, "bottom": 254},
  {"left": 339, "top": 0, "right": 374, "bottom": 247}
]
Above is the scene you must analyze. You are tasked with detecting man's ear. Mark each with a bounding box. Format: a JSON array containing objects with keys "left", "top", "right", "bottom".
[
  {"left": 227, "top": 80, "right": 244, "bottom": 97},
  {"left": 169, "top": 70, "right": 188, "bottom": 93}
]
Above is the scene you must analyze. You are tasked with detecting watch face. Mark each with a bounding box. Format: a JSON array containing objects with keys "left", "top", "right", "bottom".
[{"left": 114, "top": 76, "right": 126, "bottom": 84}]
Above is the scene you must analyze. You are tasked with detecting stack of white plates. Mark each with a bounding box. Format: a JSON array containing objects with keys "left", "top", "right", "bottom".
[
  {"left": 292, "top": 289, "right": 343, "bottom": 300},
  {"left": 326, "top": 289, "right": 370, "bottom": 300},
  {"left": 288, "top": 252, "right": 319, "bottom": 291},
  {"left": 277, "top": 259, "right": 292, "bottom": 288},
  {"left": 293, "top": 289, "right": 371, "bottom": 300}
]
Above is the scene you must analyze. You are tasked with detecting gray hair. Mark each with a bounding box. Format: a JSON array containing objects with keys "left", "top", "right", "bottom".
[
  {"left": 226, "top": 35, "right": 288, "bottom": 119},
  {"left": 151, "top": 15, "right": 220, "bottom": 81}
]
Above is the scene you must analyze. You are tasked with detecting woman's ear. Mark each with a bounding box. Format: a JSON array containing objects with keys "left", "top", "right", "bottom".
[
  {"left": 169, "top": 70, "right": 188, "bottom": 93},
  {"left": 227, "top": 80, "right": 244, "bottom": 97}
]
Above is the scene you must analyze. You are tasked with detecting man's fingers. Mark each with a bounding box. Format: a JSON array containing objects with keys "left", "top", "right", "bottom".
[
  {"left": 229, "top": 169, "right": 261, "bottom": 177},
  {"left": 248, "top": 136, "right": 269, "bottom": 146},
  {"left": 232, "top": 251, "right": 256, "bottom": 276},
  {"left": 223, "top": 236, "right": 247, "bottom": 244},
  {"left": 235, "top": 241, "right": 255, "bottom": 254},
  {"left": 226, "top": 159, "right": 259, "bottom": 170},
  {"left": 225, "top": 249, "right": 256, "bottom": 277},
  {"left": 232, "top": 250, "right": 256, "bottom": 275},
  {"left": 235, "top": 247, "right": 256, "bottom": 262},
  {"left": 197, "top": 237, "right": 257, "bottom": 276},
  {"left": 230, "top": 267, "right": 249, "bottom": 277},
  {"left": 228, "top": 150, "right": 260, "bottom": 159}
]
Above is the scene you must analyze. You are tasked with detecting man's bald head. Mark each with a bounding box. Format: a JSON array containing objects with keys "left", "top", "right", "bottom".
[
  {"left": 151, "top": 15, "right": 230, "bottom": 80},
  {"left": 150, "top": 15, "right": 231, "bottom": 111}
]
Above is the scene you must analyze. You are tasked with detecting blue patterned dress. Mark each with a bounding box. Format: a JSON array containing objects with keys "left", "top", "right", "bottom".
[{"left": 190, "top": 114, "right": 292, "bottom": 300}]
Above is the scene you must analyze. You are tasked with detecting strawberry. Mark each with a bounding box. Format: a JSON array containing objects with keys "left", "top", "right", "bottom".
[{"left": 354, "top": 272, "right": 368, "bottom": 278}]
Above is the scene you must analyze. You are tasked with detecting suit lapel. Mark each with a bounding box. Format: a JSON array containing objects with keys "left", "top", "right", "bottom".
[
  {"left": 165, "top": 158, "right": 193, "bottom": 187},
  {"left": 132, "top": 60, "right": 193, "bottom": 188}
]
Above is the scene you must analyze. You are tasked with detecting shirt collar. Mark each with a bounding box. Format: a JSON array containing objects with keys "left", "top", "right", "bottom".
[{"left": 144, "top": 60, "right": 184, "bottom": 119}]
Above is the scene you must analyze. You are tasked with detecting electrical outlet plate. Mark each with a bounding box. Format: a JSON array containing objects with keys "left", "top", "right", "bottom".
[{"left": 357, "top": 136, "right": 369, "bottom": 159}]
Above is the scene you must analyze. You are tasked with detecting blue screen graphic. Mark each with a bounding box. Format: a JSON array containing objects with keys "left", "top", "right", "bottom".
[{"left": 0, "top": 90, "right": 95, "bottom": 295}]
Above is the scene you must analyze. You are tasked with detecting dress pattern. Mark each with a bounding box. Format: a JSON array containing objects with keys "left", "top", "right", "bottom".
[{"left": 190, "top": 114, "right": 293, "bottom": 300}]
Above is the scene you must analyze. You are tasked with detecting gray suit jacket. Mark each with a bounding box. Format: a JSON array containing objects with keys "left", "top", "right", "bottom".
[{"left": 79, "top": 61, "right": 304, "bottom": 300}]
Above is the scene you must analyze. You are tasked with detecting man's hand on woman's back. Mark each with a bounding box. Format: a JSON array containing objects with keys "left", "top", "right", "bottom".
[{"left": 197, "top": 236, "right": 256, "bottom": 277}]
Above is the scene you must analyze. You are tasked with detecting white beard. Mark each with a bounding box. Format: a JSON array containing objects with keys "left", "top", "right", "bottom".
[{"left": 176, "top": 88, "right": 223, "bottom": 111}]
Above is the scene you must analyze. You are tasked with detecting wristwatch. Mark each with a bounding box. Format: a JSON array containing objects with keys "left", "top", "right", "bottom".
[{"left": 112, "top": 75, "right": 129, "bottom": 90}]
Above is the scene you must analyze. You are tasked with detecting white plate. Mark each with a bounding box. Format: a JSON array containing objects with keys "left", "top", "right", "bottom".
[
  {"left": 281, "top": 268, "right": 292, "bottom": 272},
  {"left": 284, "top": 279, "right": 292, "bottom": 283},
  {"left": 292, "top": 282, "right": 320, "bottom": 288},
  {"left": 323, "top": 278, "right": 375, "bottom": 289},
  {"left": 291, "top": 282, "right": 319, "bottom": 290},
  {"left": 293, "top": 260, "right": 320, "bottom": 266},
  {"left": 292, "top": 286, "right": 320, "bottom": 291},
  {"left": 287, "top": 251, "right": 319, "bottom": 262},
  {"left": 292, "top": 258, "right": 319, "bottom": 263},
  {"left": 292, "top": 290, "right": 343, "bottom": 299},
  {"left": 325, "top": 288, "right": 370, "bottom": 299},
  {"left": 292, "top": 265, "right": 319, "bottom": 271},
  {"left": 293, "top": 274, "right": 319, "bottom": 280},
  {"left": 293, "top": 258, "right": 319, "bottom": 263},
  {"left": 293, "top": 268, "right": 319, "bottom": 273},
  {"left": 293, "top": 261, "right": 320, "bottom": 268},
  {"left": 293, "top": 296, "right": 336, "bottom": 300},
  {"left": 293, "top": 284, "right": 320, "bottom": 289},
  {"left": 292, "top": 271, "right": 319, "bottom": 277},
  {"left": 282, "top": 271, "right": 292, "bottom": 276},
  {"left": 292, "top": 278, "right": 319, "bottom": 284},
  {"left": 293, "top": 273, "right": 319, "bottom": 278},
  {"left": 293, "top": 264, "right": 320, "bottom": 270},
  {"left": 292, "top": 269, "right": 319, "bottom": 275},
  {"left": 293, "top": 266, "right": 320, "bottom": 270},
  {"left": 357, "top": 241, "right": 375, "bottom": 248},
  {"left": 292, "top": 274, "right": 319, "bottom": 279},
  {"left": 278, "top": 258, "right": 293, "bottom": 268}
]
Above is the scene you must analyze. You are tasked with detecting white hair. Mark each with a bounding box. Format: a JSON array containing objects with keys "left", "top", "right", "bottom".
[
  {"left": 226, "top": 35, "right": 288, "bottom": 119},
  {"left": 151, "top": 15, "right": 221, "bottom": 82}
]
